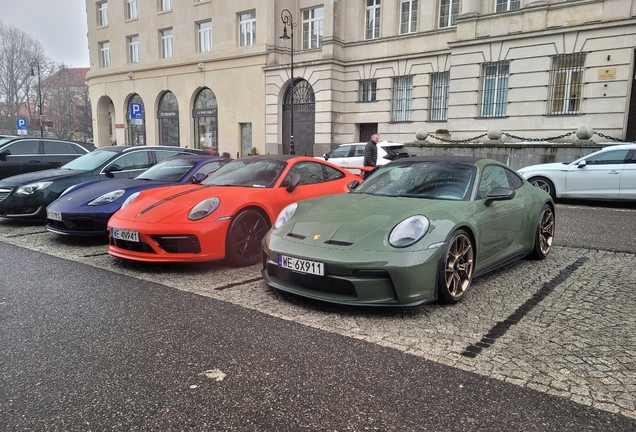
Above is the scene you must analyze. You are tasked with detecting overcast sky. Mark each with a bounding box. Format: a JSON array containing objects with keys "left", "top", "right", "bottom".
[{"left": 1, "top": 0, "right": 90, "bottom": 67}]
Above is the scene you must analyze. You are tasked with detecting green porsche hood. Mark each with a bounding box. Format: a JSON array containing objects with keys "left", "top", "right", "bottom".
[{"left": 274, "top": 193, "right": 469, "bottom": 251}]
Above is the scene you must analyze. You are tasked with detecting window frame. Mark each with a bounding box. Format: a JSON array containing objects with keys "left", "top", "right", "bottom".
[
  {"left": 400, "top": 0, "right": 418, "bottom": 35},
  {"left": 126, "top": 0, "right": 137, "bottom": 19},
  {"left": 159, "top": 0, "right": 172, "bottom": 12},
  {"left": 302, "top": 7, "right": 324, "bottom": 50},
  {"left": 495, "top": 0, "right": 521, "bottom": 13},
  {"left": 359, "top": 80, "right": 377, "bottom": 102},
  {"left": 127, "top": 35, "right": 140, "bottom": 63},
  {"left": 548, "top": 53, "right": 586, "bottom": 116},
  {"left": 99, "top": 41, "right": 111, "bottom": 67},
  {"left": 239, "top": 11, "right": 256, "bottom": 47},
  {"left": 365, "top": 0, "right": 381, "bottom": 40},
  {"left": 160, "top": 28, "right": 174, "bottom": 59},
  {"left": 439, "top": 0, "right": 460, "bottom": 28},
  {"left": 479, "top": 61, "right": 509, "bottom": 118},
  {"left": 198, "top": 20, "right": 213, "bottom": 53},
  {"left": 97, "top": 1, "right": 108, "bottom": 27},
  {"left": 430, "top": 71, "right": 449, "bottom": 121},
  {"left": 392, "top": 75, "right": 413, "bottom": 123}
]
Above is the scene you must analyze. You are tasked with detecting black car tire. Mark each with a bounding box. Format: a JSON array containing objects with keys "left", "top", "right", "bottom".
[
  {"left": 225, "top": 209, "right": 270, "bottom": 267},
  {"left": 437, "top": 229, "right": 474, "bottom": 304},
  {"left": 529, "top": 204, "right": 555, "bottom": 260},
  {"left": 528, "top": 176, "right": 555, "bottom": 199}
]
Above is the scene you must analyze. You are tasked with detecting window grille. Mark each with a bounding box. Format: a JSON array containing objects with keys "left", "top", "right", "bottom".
[
  {"left": 239, "top": 12, "right": 256, "bottom": 46},
  {"left": 496, "top": 0, "right": 520, "bottom": 12},
  {"left": 480, "top": 61, "right": 509, "bottom": 118},
  {"left": 430, "top": 72, "right": 449, "bottom": 121},
  {"left": 127, "top": 0, "right": 137, "bottom": 19},
  {"left": 439, "top": 0, "right": 459, "bottom": 28},
  {"left": 359, "top": 80, "right": 377, "bottom": 102},
  {"left": 98, "top": 2, "right": 108, "bottom": 26},
  {"left": 161, "top": 29, "right": 173, "bottom": 58},
  {"left": 400, "top": 0, "right": 417, "bottom": 34},
  {"left": 128, "top": 36, "right": 139, "bottom": 63},
  {"left": 198, "top": 21, "right": 212, "bottom": 53},
  {"left": 392, "top": 76, "right": 413, "bottom": 122},
  {"left": 548, "top": 53, "right": 585, "bottom": 115},
  {"left": 99, "top": 42, "right": 110, "bottom": 67},
  {"left": 365, "top": 0, "right": 381, "bottom": 40},
  {"left": 302, "top": 7, "right": 324, "bottom": 49}
]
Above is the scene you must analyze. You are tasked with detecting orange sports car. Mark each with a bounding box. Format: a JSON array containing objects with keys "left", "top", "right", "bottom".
[{"left": 107, "top": 155, "right": 361, "bottom": 266}]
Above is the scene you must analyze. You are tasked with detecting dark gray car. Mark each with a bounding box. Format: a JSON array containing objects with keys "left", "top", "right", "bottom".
[{"left": 0, "top": 136, "right": 96, "bottom": 180}]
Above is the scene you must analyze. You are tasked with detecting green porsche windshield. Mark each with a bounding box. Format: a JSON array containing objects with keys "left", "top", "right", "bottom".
[
  {"left": 61, "top": 150, "right": 119, "bottom": 171},
  {"left": 202, "top": 159, "right": 287, "bottom": 188},
  {"left": 354, "top": 161, "right": 475, "bottom": 200}
]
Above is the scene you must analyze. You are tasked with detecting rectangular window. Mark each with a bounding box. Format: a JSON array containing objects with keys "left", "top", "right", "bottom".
[
  {"left": 159, "top": 0, "right": 171, "bottom": 12},
  {"left": 128, "top": 35, "right": 139, "bottom": 63},
  {"left": 480, "top": 61, "right": 509, "bottom": 118},
  {"left": 365, "top": 0, "right": 381, "bottom": 40},
  {"left": 400, "top": 0, "right": 417, "bottom": 34},
  {"left": 302, "top": 7, "right": 324, "bottom": 49},
  {"left": 239, "top": 11, "right": 256, "bottom": 46},
  {"left": 392, "top": 75, "right": 413, "bottom": 122},
  {"left": 496, "top": 0, "right": 520, "bottom": 12},
  {"left": 548, "top": 53, "right": 585, "bottom": 115},
  {"left": 161, "top": 29, "right": 173, "bottom": 58},
  {"left": 126, "top": 0, "right": 137, "bottom": 19},
  {"left": 430, "top": 72, "right": 449, "bottom": 121},
  {"left": 97, "top": 2, "right": 108, "bottom": 26},
  {"left": 99, "top": 41, "right": 110, "bottom": 67},
  {"left": 198, "top": 21, "right": 213, "bottom": 52},
  {"left": 439, "top": 0, "right": 459, "bottom": 28},
  {"left": 359, "top": 80, "right": 377, "bottom": 102}
]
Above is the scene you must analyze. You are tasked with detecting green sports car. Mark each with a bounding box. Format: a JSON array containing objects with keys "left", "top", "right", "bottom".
[{"left": 261, "top": 156, "right": 555, "bottom": 306}]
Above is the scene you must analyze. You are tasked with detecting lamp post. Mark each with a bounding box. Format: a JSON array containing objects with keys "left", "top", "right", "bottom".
[
  {"left": 280, "top": 9, "right": 296, "bottom": 155},
  {"left": 28, "top": 58, "right": 44, "bottom": 137}
]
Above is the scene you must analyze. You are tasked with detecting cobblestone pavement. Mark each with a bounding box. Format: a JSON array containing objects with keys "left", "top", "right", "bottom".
[{"left": 1, "top": 217, "right": 635, "bottom": 420}]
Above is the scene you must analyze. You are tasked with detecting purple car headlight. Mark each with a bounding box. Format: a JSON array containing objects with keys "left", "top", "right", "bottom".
[{"left": 88, "top": 190, "right": 125, "bottom": 206}]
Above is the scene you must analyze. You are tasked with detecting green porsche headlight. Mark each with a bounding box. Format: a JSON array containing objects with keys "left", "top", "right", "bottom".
[
  {"left": 88, "top": 190, "right": 125, "bottom": 206},
  {"left": 189, "top": 197, "right": 220, "bottom": 221},
  {"left": 121, "top": 191, "right": 141, "bottom": 209},
  {"left": 15, "top": 181, "right": 53, "bottom": 195},
  {"left": 389, "top": 215, "right": 429, "bottom": 248},
  {"left": 274, "top": 202, "right": 298, "bottom": 228}
]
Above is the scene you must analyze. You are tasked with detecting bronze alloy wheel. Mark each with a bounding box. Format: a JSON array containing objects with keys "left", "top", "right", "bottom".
[
  {"left": 438, "top": 230, "right": 474, "bottom": 304},
  {"left": 530, "top": 204, "right": 555, "bottom": 260}
]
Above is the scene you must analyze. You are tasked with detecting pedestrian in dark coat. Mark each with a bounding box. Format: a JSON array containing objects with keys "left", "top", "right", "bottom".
[{"left": 363, "top": 134, "right": 380, "bottom": 179}]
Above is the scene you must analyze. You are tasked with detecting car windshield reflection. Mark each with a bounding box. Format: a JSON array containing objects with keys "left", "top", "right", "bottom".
[
  {"left": 61, "top": 150, "right": 119, "bottom": 171},
  {"left": 202, "top": 159, "right": 287, "bottom": 188},
  {"left": 135, "top": 159, "right": 197, "bottom": 182},
  {"left": 353, "top": 162, "right": 475, "bottom": 201}
]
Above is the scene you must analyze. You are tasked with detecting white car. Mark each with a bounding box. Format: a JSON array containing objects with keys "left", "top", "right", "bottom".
[
  {"left": 318, "top": 141, "right": 414, "bottom": 173},
  {"left": 517, "top": 143, "right": 636, "bottom": 200}
]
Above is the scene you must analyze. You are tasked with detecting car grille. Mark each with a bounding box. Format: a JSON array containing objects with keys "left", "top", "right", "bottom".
[
  {"left": 267, "top": 263, "right": 357, "bottom": 296},
  {"left": 0, "top": 188, "right": 12, "bottom": 202},
  {"left": 151, "top": 235, "right": 201, "bottom": 254},
  {"left": 110, "top": 237, "right": 156, "bottom": 253},
  {"left": 48, "top": 217, "right": 105, "bottom": 232}
]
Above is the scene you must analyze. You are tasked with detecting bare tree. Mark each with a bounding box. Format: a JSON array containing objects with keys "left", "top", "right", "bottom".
[
  {"left": 0, "top": 21, "right": 46, "bottom": 133},
  {"left": 44, "top": 64, "right": 92, "bottom": 140}
]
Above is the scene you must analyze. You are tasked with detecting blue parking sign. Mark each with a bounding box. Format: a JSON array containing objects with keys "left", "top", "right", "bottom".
[
  {"left": 16, "top": 117, "right": 28, "bottom": 135},
  {"left": 129, "top": 103, "right": 143, "bottom": 119}
]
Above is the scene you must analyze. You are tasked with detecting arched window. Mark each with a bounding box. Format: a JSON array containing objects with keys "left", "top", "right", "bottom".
[
  {"left": 192, "top": 88, "right": 218, "bottom": 152},
  {"left": 126, "top": 94, "right": 146, "bottom": 145},
  {"left": 158, "top": 91, "right": 179, "bottom": 146}
]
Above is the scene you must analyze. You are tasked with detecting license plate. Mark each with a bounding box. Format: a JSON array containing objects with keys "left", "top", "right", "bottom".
[
  {"left": 47, "top": 210, "right": 62, "bottom": 221},
  {"left": 278, "top": 254, "right": 324, "bottom": 276},
  {"left": 111, "top": 227, "right": 140, "bottom": 242}
]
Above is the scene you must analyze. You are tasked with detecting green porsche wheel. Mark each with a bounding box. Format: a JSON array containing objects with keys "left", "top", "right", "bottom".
[
  {"left": 529, "top": 204, "right": 555, "bottom": 260},
  {"left": 225, "top": 209, "right": 270, "bottom": 267},
  {"left": 438, "top": 230, "right": 474, "bottom": 304}
]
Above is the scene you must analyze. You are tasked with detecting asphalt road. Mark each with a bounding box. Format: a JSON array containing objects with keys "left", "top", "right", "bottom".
[{"left": 1, "top": 201, "right": 635, "bottom": 430}]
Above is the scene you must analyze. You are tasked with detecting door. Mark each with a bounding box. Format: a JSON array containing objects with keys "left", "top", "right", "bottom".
[
  {"left": 282, "top": 79, "right": 315, "bottom": 156},
  {"left": 565, "top": 149, "right": 629, "bottom": 198},
  {"left": 619, "top": 151, "right": 636, "bottom": 198},
  {"left": 0, "top": 140, "right": 42, "bottom": 178},
  {"left": 42, "top": 140, "right": 80, "bottom": 169},
  {"left": 359, "top": 124, "right": 377, "bottom": 142}
]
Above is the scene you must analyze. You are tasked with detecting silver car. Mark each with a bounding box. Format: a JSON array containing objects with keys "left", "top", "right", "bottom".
[{"left": 318, "top": 141, "right": 414, "bottom": 174}]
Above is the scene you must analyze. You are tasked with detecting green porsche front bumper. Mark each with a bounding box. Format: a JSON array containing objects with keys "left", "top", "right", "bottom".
[{"left": 262, "top": 233, "right": 444, "bottom": 306}]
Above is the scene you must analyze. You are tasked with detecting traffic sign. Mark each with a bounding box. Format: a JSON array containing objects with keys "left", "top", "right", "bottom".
[
  {"left": 16, "top": 117, "right": 28, "bottom": 135},
  {"left": 130, "top": 102, "right": 143, "bottom": 120}
]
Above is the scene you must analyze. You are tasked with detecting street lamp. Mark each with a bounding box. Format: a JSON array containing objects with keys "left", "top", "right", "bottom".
[
  {"left": 280, "top": 9, "right": 296, "bottom": 155},
  {"left": 28, "top": 58, "right": 44, "bottom": 137}
]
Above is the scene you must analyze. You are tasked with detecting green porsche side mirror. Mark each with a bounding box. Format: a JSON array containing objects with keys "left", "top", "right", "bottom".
[{"left": 486, "top": 187, "right": 515, "bottom": 203}]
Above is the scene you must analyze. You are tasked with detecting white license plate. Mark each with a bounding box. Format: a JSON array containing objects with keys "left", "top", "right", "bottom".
[
  {"left": 111, "top": 227, "right": 140, "bottom": 242},
  {"left": 47, "top": 210, "right": 62, "bottom": 221},
  {"left": 278, "top": 254, "right": 324, "bottom": 276}
]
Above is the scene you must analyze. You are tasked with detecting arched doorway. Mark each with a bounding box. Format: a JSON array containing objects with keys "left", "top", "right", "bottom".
[
  {"left": 157, "top": 91, "right": 179, "bottom": 146},
  {"left": 126, "top": 94, "right": 146, "bottom": 146},
  {"left": 282, "top": 79, "right": 315, "bottom": 156},
  {"left": 192, "top": 88, "right": 218, "bottom": 152},
  {"left": 96, "top": 96, "right": 115, "bottom": 147}
]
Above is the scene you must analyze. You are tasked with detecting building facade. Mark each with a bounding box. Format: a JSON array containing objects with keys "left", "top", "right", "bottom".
[{"left": 85, "top": 0, "right": 636, "bottom": 156}]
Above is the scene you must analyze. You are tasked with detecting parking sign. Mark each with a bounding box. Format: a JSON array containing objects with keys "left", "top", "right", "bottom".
[
  {"left": 129, "top": 103, "right": 143, "bottom": 120},
  {"left": 16, "top": 117, "right": 28, "bottom": 135}
]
